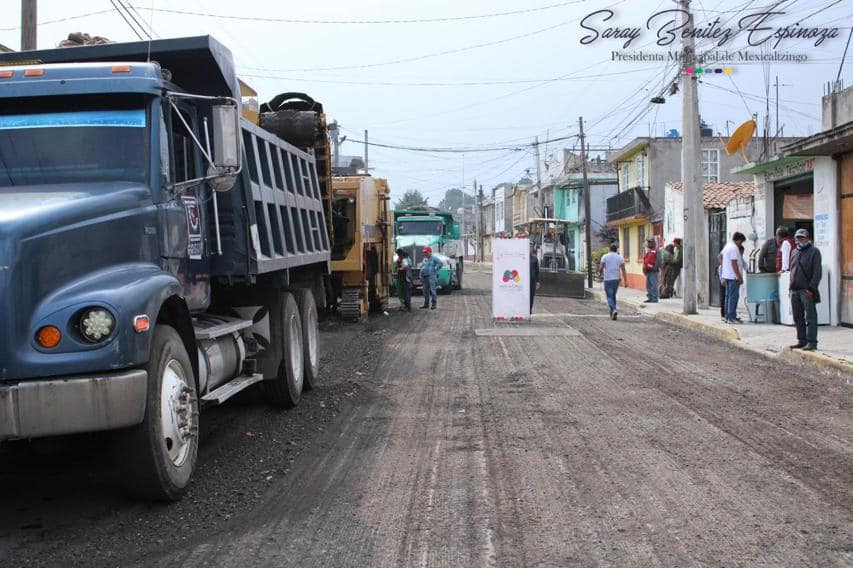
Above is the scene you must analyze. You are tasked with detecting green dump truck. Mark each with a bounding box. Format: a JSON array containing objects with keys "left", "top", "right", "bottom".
[{"left": 393, "top": 210, "right": 463, "bottom": 292}]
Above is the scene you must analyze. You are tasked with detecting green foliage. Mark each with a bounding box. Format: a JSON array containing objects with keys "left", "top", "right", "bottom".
[
  {"left": 395, "top": 189, "right": 428, "bottom": 210},
  {"left": 591, "top": 246, "right": 609, "bottom": 266},
  {"left": 438, "top": 187, "right": 474, "bottom": 213}
]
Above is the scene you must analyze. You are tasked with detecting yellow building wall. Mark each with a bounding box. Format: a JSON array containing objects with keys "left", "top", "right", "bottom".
[
  {"left": 615, "top": 146, "right": 649, "bottom": 190},
  {"left": 618, "top": 220, "right": 654, "bottom": 290}
]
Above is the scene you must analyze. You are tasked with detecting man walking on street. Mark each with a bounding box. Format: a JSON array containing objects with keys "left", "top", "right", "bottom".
[
  {"left": 789, "top": 229, "right": 822, "bottom": 351},
  {"left": 720, "top": 232, "right": 747, "bottom": 324},
  {"left": 599, "top": 243, "right": 628, "bottom": 320},
  {"left": 643, "top": 237, "right": 660, "bottom": 303},
  {"left": 419, "top": 245, "right": 442, "bottom": 310},
  {"left": 395, "top": 248, "right": 412, "bottom": 312}
]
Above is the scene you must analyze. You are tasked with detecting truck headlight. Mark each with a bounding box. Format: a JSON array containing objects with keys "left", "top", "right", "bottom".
[{"left": 79, "top": 308, "right": 115, "bottom": 343}]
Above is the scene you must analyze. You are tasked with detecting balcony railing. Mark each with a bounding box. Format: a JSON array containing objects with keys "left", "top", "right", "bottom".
[{"left": 606, "top": 187, "right": 651, "bottom": 223}]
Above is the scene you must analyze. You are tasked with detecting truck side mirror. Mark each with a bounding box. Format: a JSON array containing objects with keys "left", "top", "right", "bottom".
[{"left": 209, "top": 104, "right": 241, "bottom": 192}]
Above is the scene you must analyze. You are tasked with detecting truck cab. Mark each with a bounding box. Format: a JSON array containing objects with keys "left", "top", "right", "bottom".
[
  {"left": 0, "top": 37, "right": 331, "bottom": 500},
  {"left": 393, "top": 210, "right": 463, "bottom": 291}
]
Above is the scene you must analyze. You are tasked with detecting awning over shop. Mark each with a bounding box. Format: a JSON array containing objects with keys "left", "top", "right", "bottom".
[
  {"left": 781, "top": 121, "right": 853, "bottom": 156},
  {"left": 731, "top": 155, "right": 810, "bottom": 176}
]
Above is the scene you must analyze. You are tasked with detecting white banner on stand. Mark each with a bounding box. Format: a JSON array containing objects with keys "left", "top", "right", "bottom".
[{"left": 492, "top": 237, "right": 530, "bottom": 320}]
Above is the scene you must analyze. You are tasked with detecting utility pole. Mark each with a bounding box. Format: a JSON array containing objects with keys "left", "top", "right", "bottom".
[
  {"left": 680, "top": 0, "right": 706, "bottom": 313},
  {"left": 328, "top": 121, "right": 340, "bottom": 168},
  {"left": 534, "top": 136, "right": 542, "bottom": 218},
  {"left": 773, "top": 76, "right": 791, "bottom": 137},
  {"left": 478, "top": 184, "right": 484, "bottom": 262},
  {"left": 579, "top": 117, "right": 593, "bottom": 288},
  {"left": 363, "top": 129, "right": 368, "bottom": 173},
  {"left": 21, "top": 0, "right": 37, "bottom": 51}
]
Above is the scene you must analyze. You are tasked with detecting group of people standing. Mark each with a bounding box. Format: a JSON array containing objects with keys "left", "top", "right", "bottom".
[
  {"left": 394, "top": 246, "right": 443, "bottom": 312},
  {"left": 642, "top": 237, "right": 684, "bottom": 303},
  {"left": 738, "top": 226, "right": 823, "bottom": 350}
]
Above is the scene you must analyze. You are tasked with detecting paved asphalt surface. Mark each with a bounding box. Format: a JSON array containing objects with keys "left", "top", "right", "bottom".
[{"left": 1, "top": 267, "right": 851, "bottom": 567}]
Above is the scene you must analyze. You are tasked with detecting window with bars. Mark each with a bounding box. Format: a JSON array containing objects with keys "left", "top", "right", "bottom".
[
  {"left": 638, "top": 225, "right": 646, "bottom": 259},
  {"left": 622, "top": 227, "right": 630, "bottom": 262},
  {"left": 701, "top": 149, "right": 720, "bottom": 183}
]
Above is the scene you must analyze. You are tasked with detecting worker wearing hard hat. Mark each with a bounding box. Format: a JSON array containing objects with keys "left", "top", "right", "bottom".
[{"left": 420, "top": 246, "right": 442, "bottom": 310}]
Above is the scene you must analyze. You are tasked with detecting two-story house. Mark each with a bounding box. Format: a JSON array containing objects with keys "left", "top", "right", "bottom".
[{"left": 606, "top": 133, "right": 788, "bottom": 290}]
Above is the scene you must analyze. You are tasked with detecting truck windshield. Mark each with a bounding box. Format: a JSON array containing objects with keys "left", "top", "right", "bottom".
[
  {"left": 0, "top": 102, "right": 148, "bottom": 187},
  {"left": 397, "top": 220, "right": 444, "bottom": 236}
]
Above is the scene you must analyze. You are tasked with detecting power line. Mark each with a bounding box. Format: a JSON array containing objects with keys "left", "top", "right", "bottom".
[
  {"left": 240, "top": 18, "right": 579, "bottom": 73},
  {"left": 838, "top": 26, "right": 853, "bottom": 83},
  {"left": 0, "top": 9, "right": 115, "bottom": 31},
  {"left": 239, "top": 0, "right": 626, "bottom": 73},
  {"left": 238, "top": 67, "right": 660, "bottom": 88},
  {"left": 110, "top": 0, "right": 145, "bottom": 41},
  {"left": 132, "top": 1, "right": 588, "bottom": 25},
  {"left": 118, "top": 0, "right": 154, "bottom": 39},
  {"left": 342, "top": 135, "right": 577, "bottom": 154}
]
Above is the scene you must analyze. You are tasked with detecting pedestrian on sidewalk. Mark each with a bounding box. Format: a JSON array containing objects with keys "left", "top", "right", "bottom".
[
  {"left": 757, "top": 233, "right": 779, "bottom": 273},
  {"left": 598, "top": 243, "right": 628, "bottom": 320},
  {"left": 419, "top": 246, "right": 442, "bottom": 310},
  {"left": 529, "top": 241, "right": 541, "bottom": 313},
  {"left": 395, "top": 248, "right": 412, "bottom": 312},
  {"left": 667, "top": 238, "right": 683, "bottom": 297},
  {"left": 776, "top": 226, "right": 795, "bottom": 272},
  {"left": 789, "top": 229, "right": 822, "bottom": 351},
  {"left": 659, "top": 244, "right": 675, "bottom": 298},
  {"left": 720, "top": 232, "right": 747, "bottom": 324},
  {"left": 642, "top": 237, "right": 660, "bottom": 303}
]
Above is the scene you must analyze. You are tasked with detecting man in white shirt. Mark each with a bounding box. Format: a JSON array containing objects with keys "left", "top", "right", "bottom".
[
  {"left": 777, "top": 226, "right": 794, "bottom": 272},
  {"left": 598, "top": 243, "right": 628, "bottom": 320},
  {"left": 719, "top": 232, "right": 747, "bottom": 323}
]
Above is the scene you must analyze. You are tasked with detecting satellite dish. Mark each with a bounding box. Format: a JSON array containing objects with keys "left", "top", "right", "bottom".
[{"left": 724, "top": 119, "right": 756, "bottom": 163}]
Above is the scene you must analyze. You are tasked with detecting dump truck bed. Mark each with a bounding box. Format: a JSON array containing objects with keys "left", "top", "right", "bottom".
[{"left": 212, "top": 119, "right": 331, "bottom": 277}]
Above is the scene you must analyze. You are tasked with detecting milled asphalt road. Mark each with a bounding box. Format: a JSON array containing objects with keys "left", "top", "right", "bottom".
[{"left": 2, "top": 267, "right": 851, "bottom": 566}]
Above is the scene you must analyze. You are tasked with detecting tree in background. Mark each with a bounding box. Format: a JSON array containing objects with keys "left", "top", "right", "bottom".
[
  {"left": 395, "top": 189, "right": 429, "bottom": 210},
  {"left": 594, "top": 225, "right": 619, "bottom": 247},
  {"left": 438, "top": 187, "right": 474, "bottom": 213}
]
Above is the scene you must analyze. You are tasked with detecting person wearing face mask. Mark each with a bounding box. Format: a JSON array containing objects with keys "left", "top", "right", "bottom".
[{"left": 788, "top": 229, "right": 822, "bottom": 351}]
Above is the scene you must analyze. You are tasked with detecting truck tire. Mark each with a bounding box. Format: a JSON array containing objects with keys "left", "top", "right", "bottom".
[
  {"left": 117, "top": 325, "right": 199, "bottom": 501},
  {"left": 261, "top": 292, "right": 304, "bottom": 408},
  {"left": 296, "top": 288, "right": 320, "bottom": 391}
]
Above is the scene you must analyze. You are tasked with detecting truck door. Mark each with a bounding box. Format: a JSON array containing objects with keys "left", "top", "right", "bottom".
[{"left": 160, "top": 102, "right": 210, "bottom": 311}]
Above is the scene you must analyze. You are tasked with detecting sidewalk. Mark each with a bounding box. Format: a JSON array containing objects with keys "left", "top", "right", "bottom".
[{"left": 590, "top": 282, "right": 853, "bottom": 380}]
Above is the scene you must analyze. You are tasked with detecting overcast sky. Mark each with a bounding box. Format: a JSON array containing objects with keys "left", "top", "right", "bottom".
[{"left": 1, "top": 0, "right": 850, "bottom": 203}]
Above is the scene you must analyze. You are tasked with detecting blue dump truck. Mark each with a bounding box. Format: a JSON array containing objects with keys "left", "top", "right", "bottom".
[{"left": 0, "top": 37, "right": 334, "bottom": 500}]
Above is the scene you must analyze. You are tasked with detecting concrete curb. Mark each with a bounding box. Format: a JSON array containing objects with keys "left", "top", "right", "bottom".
[
  {"left": 654, "top": 311, "right": 741, "bottom": 342},
  {"left": 778, "top": 348, "right": 853, "bottom": 381},
  {"left": 588, "top": 289, "right": 850, "bottom": 379}
]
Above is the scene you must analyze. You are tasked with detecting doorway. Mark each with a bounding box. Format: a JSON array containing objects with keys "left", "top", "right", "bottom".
[
  {"left": 774, "top": 175, "right": 814, "bottom": 237},
  {"left": 708, "top": 209, "right": 727, "bottom": 307}
]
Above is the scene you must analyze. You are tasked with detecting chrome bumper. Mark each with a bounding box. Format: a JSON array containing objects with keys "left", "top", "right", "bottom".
[{"left": 0, "top": 369, "right": 147, "bottom": 441}]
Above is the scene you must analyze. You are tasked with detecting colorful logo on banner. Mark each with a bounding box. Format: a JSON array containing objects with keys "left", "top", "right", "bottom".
[{"left": 502, "top": 269, "right": 521, "bottom": 283}]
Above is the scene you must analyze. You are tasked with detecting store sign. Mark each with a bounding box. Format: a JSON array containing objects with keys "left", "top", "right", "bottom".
[
  {"left": 764, "top": 158, "right": 814, "bottom": 182},
  {"left": 492, "top": 238, "right": 530, "bottom": 320}
]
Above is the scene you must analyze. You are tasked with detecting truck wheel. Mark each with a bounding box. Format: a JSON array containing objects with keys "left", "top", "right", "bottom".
[
  {"left": 261, "top": 292, "right": 304, "bottom": 408},
  {"left": 296, "top": 288, "right": 320, "bottom": 391},
  {"left": 117, "top": 325, "right": 199, "bottom": 501}
]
